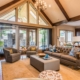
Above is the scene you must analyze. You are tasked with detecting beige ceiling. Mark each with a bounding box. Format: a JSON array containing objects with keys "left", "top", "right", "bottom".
[
  {"left": 43, "top": 0, "right": 66, "bottom": 23},
  {"left": 59, "top": 0, "right": 80, "bottom": 18},
  {"left": 0, "top": 0, "right": 80, "bottom": 24},
  {"left": 0, "top": 0, "right": 13, "bottom": 7},
  {"left": 43, "top": 0, "right": 80, "bottom": 23}
]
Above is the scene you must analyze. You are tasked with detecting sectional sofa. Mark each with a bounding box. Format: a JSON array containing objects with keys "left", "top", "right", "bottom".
[{"left": 44, "top": 47, "right": 80, "bottom": 68}]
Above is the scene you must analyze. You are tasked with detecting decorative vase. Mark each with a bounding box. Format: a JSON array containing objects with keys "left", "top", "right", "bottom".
[{"left": 45, "top": 54, "right": 49, "bottom": 58}]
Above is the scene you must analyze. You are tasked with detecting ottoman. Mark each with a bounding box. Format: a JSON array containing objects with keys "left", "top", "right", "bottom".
[{"left": 39, "top": 70, "right": 63, "bottom": 80}]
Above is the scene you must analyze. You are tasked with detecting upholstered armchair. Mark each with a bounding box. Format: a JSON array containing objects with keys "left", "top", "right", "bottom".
[
  {"left": 26, "top": 46, "right": 38, "bottom": 57},
  {"left": 3, "top": 48, "right": 21, "bottom": 63}
]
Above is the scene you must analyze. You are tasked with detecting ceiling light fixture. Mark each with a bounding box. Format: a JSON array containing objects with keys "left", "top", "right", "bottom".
[{"left": 34, "top": 0, "right": 48, "bottom": 10}]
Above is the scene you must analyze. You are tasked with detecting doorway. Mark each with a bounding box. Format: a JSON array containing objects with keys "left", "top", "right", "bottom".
[{"left": 19, "top": 28, "right": 37, "bottom": 49}]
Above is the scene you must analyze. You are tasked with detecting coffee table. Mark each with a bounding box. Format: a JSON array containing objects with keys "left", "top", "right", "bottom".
[{"left": 30, "top": 55, "right": 60, "bottom": 72}]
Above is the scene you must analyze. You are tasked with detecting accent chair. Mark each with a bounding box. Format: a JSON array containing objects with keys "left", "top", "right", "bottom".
[
  {"left": 26, "top": 46, "right": 38, "bottom": 57},
  {"left": 3, "top": 48, "right": 21, "bottom": 63}
]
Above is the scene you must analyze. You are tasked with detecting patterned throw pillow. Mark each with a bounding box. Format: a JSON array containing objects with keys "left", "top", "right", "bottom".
[
  {"left": 53, "top": 45, "right": 56, "bottom": 52},
  {"left": 69, "top": 47, "right": 77, "bottom": 57},
  {"left": 30, "top": 47, "right": 36, "bottom": 51},
  {"left": 49, "top": 45, "right": 53, "bottom": 52},
  {"left": 9, "top": 49, "right": 13, "bottom": 54}
]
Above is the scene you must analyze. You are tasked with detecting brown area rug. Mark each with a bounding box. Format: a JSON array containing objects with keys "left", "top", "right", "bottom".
[
  {"left": 2, "top": 58, "right": 80, "bottom": 80},
  {"left": 2, "top": 58, "right": 39, "bottom": 80}
]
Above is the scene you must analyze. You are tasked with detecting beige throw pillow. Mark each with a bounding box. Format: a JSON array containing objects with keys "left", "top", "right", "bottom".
[
  {"left": 9, "top": 49, "right": 13, "bottom": 54},
  {"left": 30, "top": 47, "right": 36, "bottom": 51}
]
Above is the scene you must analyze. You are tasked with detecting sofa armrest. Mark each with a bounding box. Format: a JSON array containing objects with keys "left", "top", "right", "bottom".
[
  {"left": 3, "top": 49, "right": 11, "bottom": 56},
  {"left": 76, "top": 52, "right": 80, "bottom": 59}
]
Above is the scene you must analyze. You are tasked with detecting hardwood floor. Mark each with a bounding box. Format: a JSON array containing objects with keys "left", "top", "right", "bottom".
[
  {"left": 0, "top": 55, "right": 80, "bottom": 80},
  {"left": 0, "top": 60, "right": 2, "bottom": 80}
]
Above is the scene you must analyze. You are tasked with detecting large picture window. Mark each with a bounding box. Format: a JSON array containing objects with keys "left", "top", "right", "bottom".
[
  {"left": 18, "top": 3, "right": 27, "bottom": 22},
  {"left": 0, "top": 10, "right": 15, "bottom": 21},
  {"left": 29, "top": 3, "right": 37, "bottom": 24},
  {"left": 39, "top": 29, "right": 49, "bottom": 50},
  {"left": 60, "top": 30, "right": 73, "bottom": 44},
  {"left": 0, "top": 25, "right": 16, "bottom": 53}
]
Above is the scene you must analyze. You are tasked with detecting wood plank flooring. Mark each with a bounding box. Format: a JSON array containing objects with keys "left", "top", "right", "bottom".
[{"left": 0, "top": 60, "right": 2, "bottom": 80}]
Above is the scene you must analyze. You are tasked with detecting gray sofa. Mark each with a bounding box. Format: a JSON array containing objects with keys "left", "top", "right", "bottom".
[
  {"left": 44, "top": 47, "right": 80, "bottom": 68},
  {"left": 26, "top": 46, "right": 38, "bottom": 57},
  {"left": 3, "top": 48, "right": 21, "bottom": 63}
]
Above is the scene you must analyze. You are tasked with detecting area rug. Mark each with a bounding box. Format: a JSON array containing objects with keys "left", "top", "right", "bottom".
[
  {"left": 2, "top": 58, "right": 39, "bottom": 80},
  {"left": 2, "top": 58, "right": 80, "bottom": 80}
]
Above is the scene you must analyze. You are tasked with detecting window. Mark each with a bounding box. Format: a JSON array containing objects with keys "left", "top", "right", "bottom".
[
  {"left": 39, "top": 29, "right": 49, "bottom": 49},
  {"left": 29, "top": 29, "right": 36, "bottom": 46},
  {"left": 60, "top": 30, "right": 66, "bottom": 41},
  {"left": 67, "top": 31, "right": 73, "bottom": 42},
  {"left": 29, "top": 3, "right": 37, "bottom": 24},
  {"left": 39, "top": 15, "right": 48, "bottom": 25},
  {"left": 18, "top": 3, "right": 27, "bottom": 22},
  {"left": 60, "top": 30, "right": 73, "bottom": 44},
  {"left": 0, "top": 25, "right": 16, "bottom": 53},
  {"left": 0, "top": 2, "right": 50, "bottom": 26},
  {"left": 0, "top": 10, "right": 15, "bottom": 21},
  {"left": 19, "top": 29, "right": 27, "bottom": 49}
]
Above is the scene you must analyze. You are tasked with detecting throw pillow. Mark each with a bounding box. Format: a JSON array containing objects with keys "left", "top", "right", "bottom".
[
  {"left": 69, "top": 47, "right": 77, "bottom": 57},
  {"left": 53, "top": 45, "right": 56, "bottom": 52},
  {"left": 49, "top": 45, "right": 53, "bottom": 52},
  {"left": 9, "top": 49, "right": 13, "bottom": 54},
  {"left": 30, "top": 47, "right": 36, "bottom": 51}
]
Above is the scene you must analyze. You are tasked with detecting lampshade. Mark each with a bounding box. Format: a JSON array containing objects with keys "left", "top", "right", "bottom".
[
  {"left": 72, "top": 36, "right": 80, "bottom": 42},
  {"left": 59, "top": 37, "right": 65, "bottom": 42}
]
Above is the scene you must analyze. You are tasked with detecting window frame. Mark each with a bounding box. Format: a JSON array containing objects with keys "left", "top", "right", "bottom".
[{"left": 59, "top": 30, "right": 73, "bottom": 44}]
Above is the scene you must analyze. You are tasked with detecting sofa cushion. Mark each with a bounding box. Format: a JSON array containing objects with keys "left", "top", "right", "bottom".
[
  {"left": 30, "top": 47, "right": 36, "bottom": 51},
  {"left": 61, "top": 55, "right": 77, "bottom": 63},
  {"left": 27, "top": 51, "right": 36, "bottom": 54},
  {"left": 44, "top": 51, "right": 52, "bottom": 55},
  {"left": 51, "top": 53, "right": 64, "bottom": 58},
  {"left": 56, "top": 47, "right": 61, "bottom": 53},
  {"left": 11, "top": 53, "right": 20, "bottom": 57},
  {"left": 65, "top": 48, "right": 71, "bottom": 54}
]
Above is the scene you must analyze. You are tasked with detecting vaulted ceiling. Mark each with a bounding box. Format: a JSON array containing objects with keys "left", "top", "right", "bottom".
[
  {"left": 0, "top": 0, "right": 80, "bottom": 26},
  {"left": 0, "top": 0, "right": 13, "bottom": 7}
]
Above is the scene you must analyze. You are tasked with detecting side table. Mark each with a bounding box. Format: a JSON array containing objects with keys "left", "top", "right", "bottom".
[
  {"left": 20, "top": 48, "right": 27, "bottom": 54},
  {"left": 20, "top": 48, "right": 27, "bottom": 59}
]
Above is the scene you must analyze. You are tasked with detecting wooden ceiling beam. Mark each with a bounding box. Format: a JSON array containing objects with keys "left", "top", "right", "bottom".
[
  {"left": 52, "top": 20, "right": 67, "bottom": 26},
  {"left": 0, "top": 0, "right": 20, "bottom": 11},
  {"left": 55, "top": 0, "right": 70, "bottom": 21},
  {"left": 70, "top": 15, "right": 80, "bottom": 21}
]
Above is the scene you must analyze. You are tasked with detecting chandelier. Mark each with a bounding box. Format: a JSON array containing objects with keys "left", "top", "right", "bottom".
[{"left": 34, "top": 0, "right": 47, "bottom": 10}]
